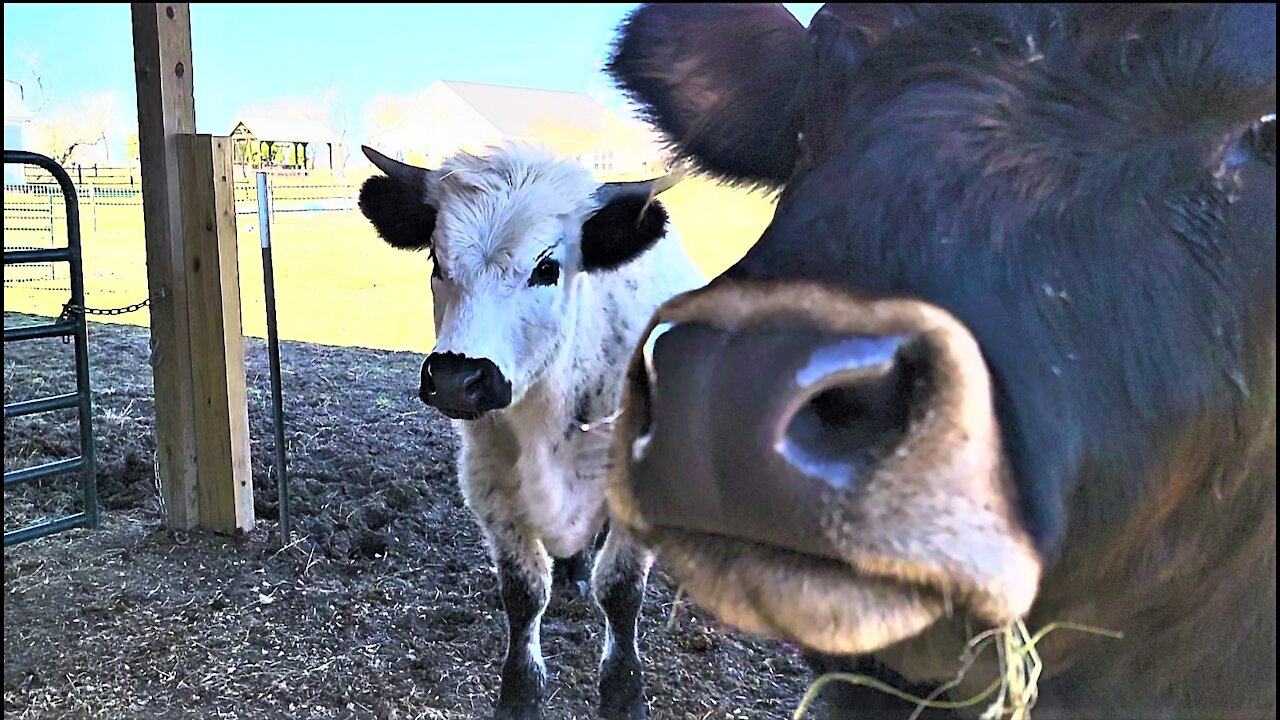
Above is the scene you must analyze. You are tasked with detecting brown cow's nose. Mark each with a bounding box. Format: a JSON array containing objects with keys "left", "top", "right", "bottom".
[{"left": 628, "top": 320, "right": 919, "bottom": 562}]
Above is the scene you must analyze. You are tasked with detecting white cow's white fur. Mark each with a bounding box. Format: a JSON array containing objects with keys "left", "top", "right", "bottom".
[
  {"left": 425, "top": 144, "right": 703, "bottom": 566},
  {"left": 360, "top": 140, "right": 700, "bottom": 715},
  {"left": 424, "top": 144, "right": 703, "bottom": 713}
]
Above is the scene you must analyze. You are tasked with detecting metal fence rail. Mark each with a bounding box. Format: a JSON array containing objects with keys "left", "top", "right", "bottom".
[
  {"left": 5, "top": 180, "right": 361, "bottom": 217},
  {"left": 3, "top": 149, "right": 98, "bottom": 547}
]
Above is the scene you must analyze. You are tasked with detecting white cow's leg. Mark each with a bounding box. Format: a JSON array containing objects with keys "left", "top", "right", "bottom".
[
  {"left": 552, "top": 550, "right": 593, "bottom": 599},
  {"left": 460, "top": 430, "right": 553, "bottom": 719},
  {"left": 489, "top": 525, "right": 552, "bottom": 720},
  {"left": 593, "top": 525, "right": 652, "bottom": 719}
]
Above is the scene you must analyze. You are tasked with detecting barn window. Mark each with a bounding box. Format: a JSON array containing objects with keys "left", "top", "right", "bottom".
[{"left": 592, "top": 150, "right": 615, "bottom": 173}]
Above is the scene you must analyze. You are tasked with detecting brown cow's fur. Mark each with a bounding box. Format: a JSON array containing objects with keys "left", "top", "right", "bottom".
[
  {"left": 608, "top": 282, "right": 1042, "bottom": 656},
  {"left": 606, "top": 3, "right": 1276, "bottom": 717}
]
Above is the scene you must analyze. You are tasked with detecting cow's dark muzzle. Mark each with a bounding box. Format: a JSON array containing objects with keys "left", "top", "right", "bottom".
[
  {"left": 606, "top": 281, "right": 1042, "bottom": 656},
  {"left": 628, "top": 320, "right": 920, "bottom": 562},
  {"left": 420, "top": 352, "right": 512, "bottom": 420}
]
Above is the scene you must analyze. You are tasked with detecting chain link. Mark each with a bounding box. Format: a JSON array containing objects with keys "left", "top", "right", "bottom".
[{"left": 58, "top": 289, "right": 167, "bottom": 332}]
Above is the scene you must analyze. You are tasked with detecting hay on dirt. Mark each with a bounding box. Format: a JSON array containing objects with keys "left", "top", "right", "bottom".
[{"left": 4, "top": 314, "right": 816, "bottom": 719}]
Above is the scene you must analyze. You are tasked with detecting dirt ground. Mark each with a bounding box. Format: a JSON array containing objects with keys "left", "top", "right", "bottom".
[{"left": 3, "top": 313, "right": 817, "bottom": 720}]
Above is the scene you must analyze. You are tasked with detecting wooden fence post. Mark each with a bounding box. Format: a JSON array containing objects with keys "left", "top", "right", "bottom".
[{"left": 133, "top": 3, "right": 253, "bottom": 533}]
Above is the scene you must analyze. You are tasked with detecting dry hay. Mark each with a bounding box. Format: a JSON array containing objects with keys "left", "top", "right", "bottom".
[{"left": 793, "top": 619, "right": 1124, "bottom": 720}]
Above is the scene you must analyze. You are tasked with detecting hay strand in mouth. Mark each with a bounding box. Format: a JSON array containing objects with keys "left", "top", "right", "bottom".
[{"left": 792, "top": 619, "right": 1124, "bottom": 720}]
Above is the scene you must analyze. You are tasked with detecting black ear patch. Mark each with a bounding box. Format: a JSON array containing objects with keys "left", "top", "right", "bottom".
[
  {"left": 358, "top": 175, "right": 437, "bottom": 251},
  {"left": 581, "top": 196, "right": 669, "bottom": 272}
]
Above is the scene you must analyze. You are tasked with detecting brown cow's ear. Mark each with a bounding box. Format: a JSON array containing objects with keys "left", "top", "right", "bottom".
[
  {"left": 357, "top": 145, "right": 437, "bottom": 251},
  {"left": 607, "top": 4, "right": 808, "bottom": 187},
  {"left": 607, "top": 4, "right": 946, "bottom": 187}
]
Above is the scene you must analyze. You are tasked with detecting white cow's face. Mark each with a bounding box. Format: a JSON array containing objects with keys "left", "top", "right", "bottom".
[
  {"left": 358, "top": 143, "right": 676, "bottom": 419},
  {"left": 427, "top": 173, "right": 591, "bottom": 406}
]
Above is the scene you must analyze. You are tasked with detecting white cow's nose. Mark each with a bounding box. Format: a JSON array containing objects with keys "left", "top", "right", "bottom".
[{"left": 420, "top": 352, "right": 512, "bottom": 419}]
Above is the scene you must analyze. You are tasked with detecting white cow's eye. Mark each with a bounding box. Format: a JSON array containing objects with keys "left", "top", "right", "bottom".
[{"left": 528, "top": 258, "right": 560, "bottom": 287}]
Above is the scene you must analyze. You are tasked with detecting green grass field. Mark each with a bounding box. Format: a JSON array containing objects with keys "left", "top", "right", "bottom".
[{"left": 3, "top": 178, "right": 776, "bottom": 353}]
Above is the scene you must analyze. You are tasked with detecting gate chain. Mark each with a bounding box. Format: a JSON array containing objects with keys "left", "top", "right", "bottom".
[{"left": 58, "top": 288, "right": 166, "bottom": 343}]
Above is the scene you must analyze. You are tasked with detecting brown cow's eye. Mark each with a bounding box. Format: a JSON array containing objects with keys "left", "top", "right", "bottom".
[{"left": 529, "top": 258, "right": 560, "bottom": 287}]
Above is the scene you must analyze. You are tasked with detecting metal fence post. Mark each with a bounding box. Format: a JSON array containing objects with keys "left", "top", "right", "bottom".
[{"left": 256, "top": 172, "right": 290, "bottom": 545}]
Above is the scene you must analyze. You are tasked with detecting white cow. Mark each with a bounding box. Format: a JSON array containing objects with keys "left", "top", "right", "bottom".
[{"left": 358, "top": 143, "right": 703, "bottom": 720}]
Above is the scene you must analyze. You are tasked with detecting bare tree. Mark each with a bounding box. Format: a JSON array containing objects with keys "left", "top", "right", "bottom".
[
  {"left": 364, "top": 93, "right": 413, "bottom": 137},
  {"left": 124, "top": 132, "right": 140, "bottom": 165},
  {"left": 4, "top": 50, "right": 51, "bottom": 114},
  {"left": 9, "top": 54, "right": 123, "bottom": 168},
  {"left": 30, "top": 92, "right": 118, "bottom": 166}
]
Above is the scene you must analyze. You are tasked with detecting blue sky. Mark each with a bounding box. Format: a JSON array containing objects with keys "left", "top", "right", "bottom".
[{"left": 4, "top": 3, "right": 823, "bottom": 150}]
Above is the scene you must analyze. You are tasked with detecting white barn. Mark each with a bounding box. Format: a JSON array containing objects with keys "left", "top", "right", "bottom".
[{"left": 4, "top": 82, "right": 35, "bottom": 184}]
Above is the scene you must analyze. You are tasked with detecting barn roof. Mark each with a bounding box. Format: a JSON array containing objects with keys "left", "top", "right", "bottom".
[
  {"left": 5, "top": 82, "right": 35, "bottom": 123},
  {"left": 440, "top": 80, "right": 614, "bottom": 137},
  {"left": 370, "top": 80, "right": 618, "bottom": 141}
]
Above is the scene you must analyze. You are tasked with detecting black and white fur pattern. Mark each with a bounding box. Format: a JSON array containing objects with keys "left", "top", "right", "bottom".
[{"left": 358, "top": 142, "right": 703, "bottom": 719}]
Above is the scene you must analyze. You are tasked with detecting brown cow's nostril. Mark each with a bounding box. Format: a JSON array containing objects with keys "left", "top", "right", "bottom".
[
  {"left": 628, "top": 361, "right": 654, "bottom": 457},
  {"left": 779, "top": 336, "right": 920, "bottom": 489},
  {"left": 642, "top": 321, "right": 676, "bottom": 384},
  {"left": 627, "top": 320, "right": 928, "bottom": 562}
]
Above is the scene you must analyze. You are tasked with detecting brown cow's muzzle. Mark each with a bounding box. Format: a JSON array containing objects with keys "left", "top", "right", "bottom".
[{"left": 606, "top": 281, "right": 1043, "bottom": 656}]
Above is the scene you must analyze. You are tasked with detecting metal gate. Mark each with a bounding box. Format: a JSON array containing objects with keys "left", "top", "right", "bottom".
[
  {"left": 3, "top": 150, "right": 98, "bottom": 546},
  {"left": 3, "top": 192, "right": 59, "bottom": 284}
]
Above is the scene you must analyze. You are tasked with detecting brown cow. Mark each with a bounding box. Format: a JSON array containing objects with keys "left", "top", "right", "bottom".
[{"left": 605, "top": 4, "right": 1276, "bottom": 718}]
